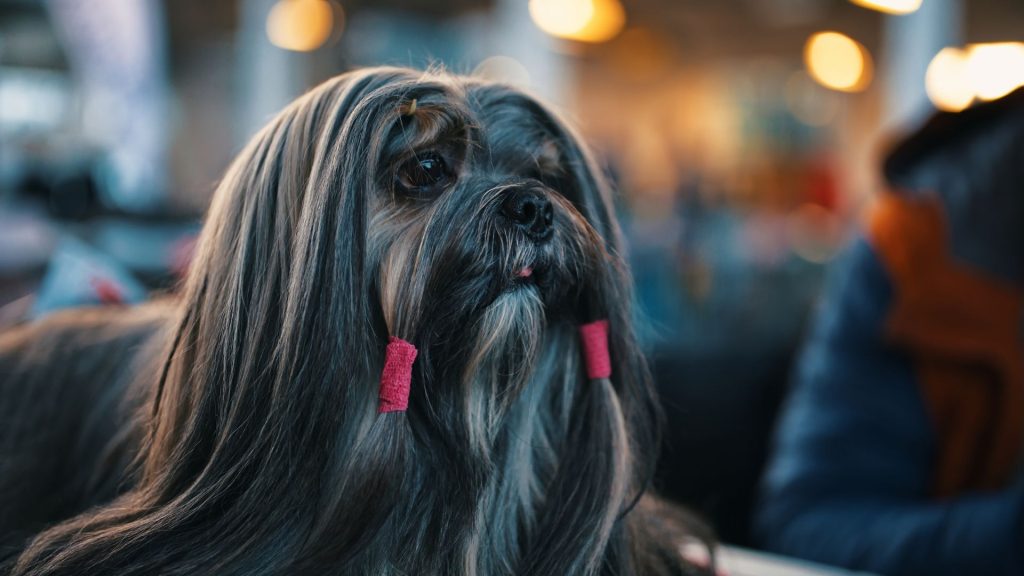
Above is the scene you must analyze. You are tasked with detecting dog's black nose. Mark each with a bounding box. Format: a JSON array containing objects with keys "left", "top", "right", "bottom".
[{"left": 502, "top": 190, "right": 554, "bottom": 242}]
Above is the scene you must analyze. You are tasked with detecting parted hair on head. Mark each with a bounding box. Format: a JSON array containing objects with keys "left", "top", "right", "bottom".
[{"left": 0, "top": 66, "right": 712, "bottom": 576}]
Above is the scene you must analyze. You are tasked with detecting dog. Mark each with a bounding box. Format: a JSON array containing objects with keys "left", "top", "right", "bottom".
[{"left": 0, "top": 67, "right": 710, "bottom": 575}]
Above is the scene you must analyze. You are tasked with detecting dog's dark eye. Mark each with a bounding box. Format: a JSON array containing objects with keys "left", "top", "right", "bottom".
[{"left": 396, "top": 153, "right": 452, "bottom": 196}]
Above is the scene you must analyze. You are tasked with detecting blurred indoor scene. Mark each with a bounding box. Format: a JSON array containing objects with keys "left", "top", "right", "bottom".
[{"left": 2, "top": 0, "right": 1023, "bottom": 574}]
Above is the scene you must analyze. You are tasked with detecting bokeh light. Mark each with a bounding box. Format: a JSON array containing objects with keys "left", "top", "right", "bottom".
[
  {"left": 848, "top": 0, "right": 922, "bottom": 15},
  {"left": 925, "top": 43, "right": 1024, "bottom": 112},
  {"left": 529, "top": 0, "right": 593, "bottom": 38},
  {"left": 529, "top": 0, "right": 625, "bottom": 43},
  {"left": 266, "top": 0, "right": 341, "bottom": 53},
  {"left": 925, "top": 47, "right": 974, "bottom": 112},
  {"left": 803, "top": 31, "right": 872, "bottom": 93},
  {"left": 966, "top": 42, "right": 1024, "bottom": 101}
]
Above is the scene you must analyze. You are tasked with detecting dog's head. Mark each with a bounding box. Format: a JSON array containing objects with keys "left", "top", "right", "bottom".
[
  {"left": 371, "top": 85, "right": 605, "bottom": 349},
  {"left": 18, "top": 68, "right": 684, "bottom": 576}
]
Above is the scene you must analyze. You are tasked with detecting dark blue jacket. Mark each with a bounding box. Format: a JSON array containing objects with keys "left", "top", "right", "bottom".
[{"left": 756, "top": 233, "right": 1024, "bottom": 575}]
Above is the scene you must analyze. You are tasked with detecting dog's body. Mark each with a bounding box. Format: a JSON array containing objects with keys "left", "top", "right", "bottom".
[{"left": 0, "top": 68, "right": 707, "bottom": 575}]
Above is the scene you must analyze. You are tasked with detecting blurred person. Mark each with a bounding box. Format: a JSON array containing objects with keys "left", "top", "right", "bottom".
[
  {"left": 0, "top": 67, "right": 710, "bottom": 576},
  {"left": 756, "top": 88, "right": 1024, "bottom": 575}
]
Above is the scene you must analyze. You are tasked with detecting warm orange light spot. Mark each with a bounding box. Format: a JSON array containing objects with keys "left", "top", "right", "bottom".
[
  {"left": 925, "top": 43, "right": 1024, "bottom": 112},
  {"left": 529, "top": 0, "right": 625, "bottom": 43},
  {"left": 925, "top": 47, "right": 974, "bottom": 112},
  {"left": 804, "top": 31, "right": 872, "bottom": 93},
  {"left": 966, "top": 42, "right": 1024, "bottom": 101},
  {"left": 266, "top": 0, "right": 341, "bottom": 52},
  {"left": 848, "top": 0, "right": 921, "bottom": 15}
]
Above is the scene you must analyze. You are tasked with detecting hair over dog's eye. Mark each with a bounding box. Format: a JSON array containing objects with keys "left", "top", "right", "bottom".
[{"left": 396, "top": 152, "right": 452, "bottom": 196}]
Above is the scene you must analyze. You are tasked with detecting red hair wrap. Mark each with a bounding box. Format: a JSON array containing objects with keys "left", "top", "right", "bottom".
[
  {"left": 379, "top": 336, "right": 417, "bottom": 413},
  {"left": 579, "top": 319, "right": 611, "bottom": 380}
]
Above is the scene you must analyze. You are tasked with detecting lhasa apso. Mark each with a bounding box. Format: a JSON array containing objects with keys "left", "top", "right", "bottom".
[{"left": 0, "top": 68, "right": 709, "bottom": 576}]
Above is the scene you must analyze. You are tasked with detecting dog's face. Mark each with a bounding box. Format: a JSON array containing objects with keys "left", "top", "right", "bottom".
[
  {"left": 366, "top": 82, "right": 610, "bottom": 401},
  {"left": 371, "top": 87, "right": 604, "bottom": 328}
]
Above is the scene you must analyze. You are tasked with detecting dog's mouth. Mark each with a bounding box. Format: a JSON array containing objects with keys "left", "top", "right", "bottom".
[
  {"left": 503, "top": 258, "right": 565, "bottom": 304},
  {"left": 508, "top": 261, "right": 545, "bottom": 290}
]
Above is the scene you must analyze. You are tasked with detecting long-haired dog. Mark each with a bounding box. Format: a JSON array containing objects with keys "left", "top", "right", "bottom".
[{"left": 0, "top": 67, "right": 709, "bottom": 575}]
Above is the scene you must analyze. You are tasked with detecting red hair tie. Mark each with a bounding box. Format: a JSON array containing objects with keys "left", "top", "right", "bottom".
[
  {"left": 579, "top": 319, "right": 611, "bottom": 379},
  {"left": 379, "top": 337, "right": 417, "bottom": 413}
]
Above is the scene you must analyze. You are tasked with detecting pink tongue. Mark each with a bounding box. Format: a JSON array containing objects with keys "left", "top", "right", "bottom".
[{"left": 517, "top": 266, "right": 533, "bottom": 278}]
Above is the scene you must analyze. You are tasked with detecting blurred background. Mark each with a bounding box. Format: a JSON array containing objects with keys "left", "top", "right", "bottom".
[{"left": 1, "top": 0, "right": 1023, "bottom": 550}]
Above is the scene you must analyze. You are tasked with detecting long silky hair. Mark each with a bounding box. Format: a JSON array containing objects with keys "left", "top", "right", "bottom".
[{"left": 3, "top": 67, "right": 708, "bottom": 575}]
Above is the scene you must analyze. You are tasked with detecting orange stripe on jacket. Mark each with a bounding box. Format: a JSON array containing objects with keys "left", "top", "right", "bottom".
[{"left": 866, "top": 192, "right": 1024, "bottom": 498}]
